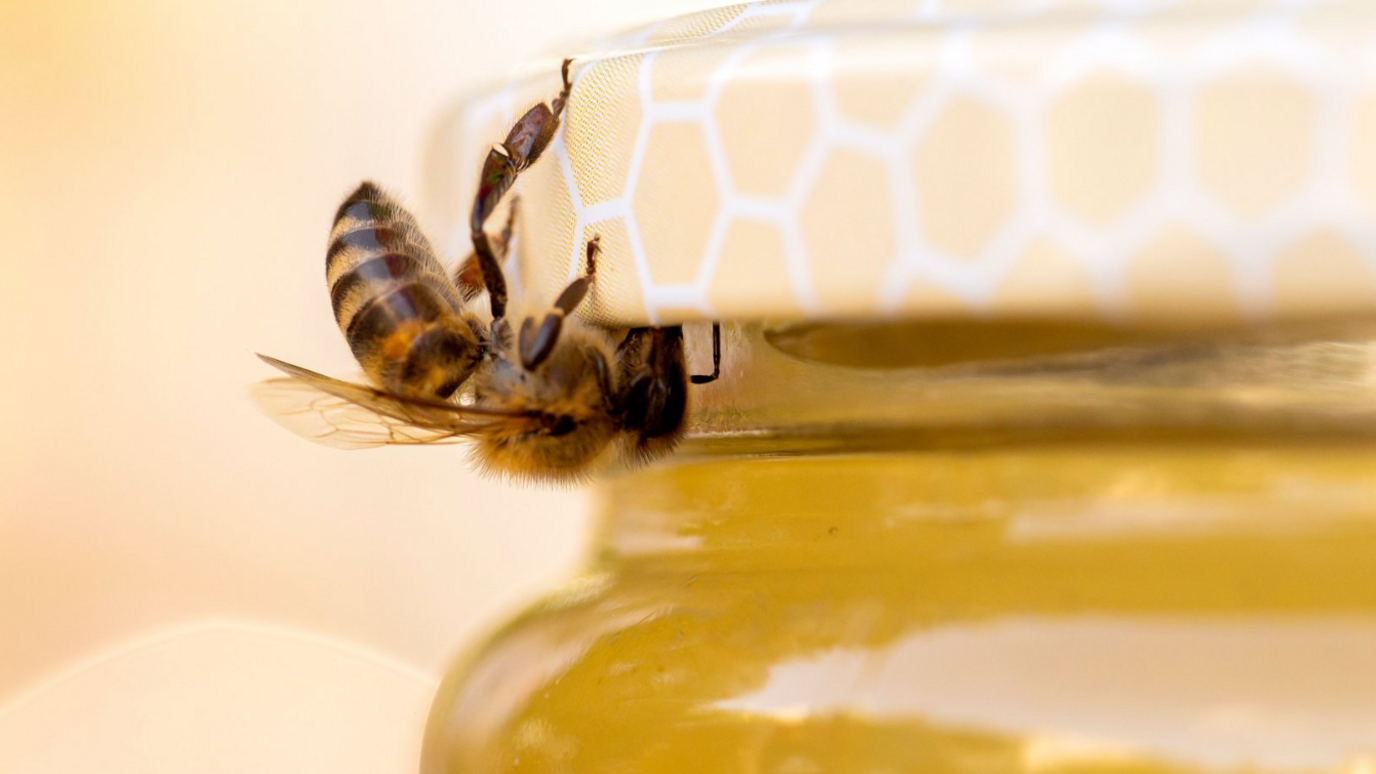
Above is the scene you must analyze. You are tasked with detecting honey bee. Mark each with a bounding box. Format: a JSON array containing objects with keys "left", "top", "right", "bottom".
[{"left": 255, "top": 60, "right": 720, "bottom": 482}]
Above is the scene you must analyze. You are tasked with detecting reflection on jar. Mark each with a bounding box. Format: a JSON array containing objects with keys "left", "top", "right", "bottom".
[{"left": 423, "top": 321, "right": 1376, "bottom": 774}]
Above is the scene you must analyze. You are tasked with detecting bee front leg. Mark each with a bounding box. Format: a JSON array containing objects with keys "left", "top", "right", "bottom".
[{"left": 518, "top": 235, "right": 599, "bottom": 370}]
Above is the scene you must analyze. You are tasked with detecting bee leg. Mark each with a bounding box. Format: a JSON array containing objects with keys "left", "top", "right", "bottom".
[
  {"left": 519, "top": 235, "right": 600, "bottom": 370},
  {"left": 509, "top": 58, "right": 574, "bottom": 174},
  {"left": 454, "top": 197, "right": 518, "bottom": 301},
  {"left": 453, "top": 255, "right": 483, "bottom": 301},
  {"left": 508, "top": 57, "right": 573, "bottom": 170},
  {"left": 470, "top": 59, "right": 575, "bottom": 323},
  {"left": 689, "top": 322, "right": 721, "bottom": 384},
  {"left": 471, "top": 230, "right": 510, "bottom": 322},
  {"left": 498, "top": 195, "right": 519, "bottom": 245},
  {"left": 469, "top": 58, "right": 575, "bottom": 235},
  {"left": 550, "top": 57, "right": 574, "bottom": 122},
  {"left": 470, "top": 144, "right": 518, "bottom": 238}
]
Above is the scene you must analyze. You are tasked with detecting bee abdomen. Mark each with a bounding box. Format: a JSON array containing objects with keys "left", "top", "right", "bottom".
[
  {"left": 343, "top": 283, "right": 481, "bottom": 398},
  {"left": 326, "top": 224, "right": 444, "bottom": 283},
  {"left": 328, "top": 225, "right": 460, "bottom": 314},
  {"left": 344, "top": 282, "right": 451, "bottom": 358},
  {"left": 326, "top": 183, "right": 466, "bottom": 329},
  {"left": 330, "top": 246, "right": 440, "bottom": 330},
  {"left": 324, "top": 182, "right": 482, "bottom": 399}
]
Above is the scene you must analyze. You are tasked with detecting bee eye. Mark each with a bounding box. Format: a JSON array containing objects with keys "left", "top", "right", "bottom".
[{"left": 549, "top": 416, "right": 576, "bottom": 436}]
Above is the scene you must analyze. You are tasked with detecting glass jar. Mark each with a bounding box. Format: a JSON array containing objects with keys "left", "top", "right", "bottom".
[{"left": 421, "top": 320, "right": 1376, "bottom": 773}]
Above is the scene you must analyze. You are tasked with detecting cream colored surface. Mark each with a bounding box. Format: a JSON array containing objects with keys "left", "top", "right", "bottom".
[
  {"left": 0, "top": 623, "right": 434, "bottom": 773},
  {"left": 0, "top": 0, "right": 707, "bottom": 769},
  {"left": 432, "top": 0, "right": 1376, "bottom": 326}
]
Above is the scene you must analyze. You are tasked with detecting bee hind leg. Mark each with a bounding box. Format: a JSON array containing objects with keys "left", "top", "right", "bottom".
[
  {"left": 550, "top": 58, "right": 574, "bottom": 119},
  {"left": 470, "top": 58, "right": 574, "bottom": 233},
  {"left": 519, "top": 235, "right": 600, "bottom": 370},
  {"left": 470, "top": 58, "right": 576, "bottom": 322}
]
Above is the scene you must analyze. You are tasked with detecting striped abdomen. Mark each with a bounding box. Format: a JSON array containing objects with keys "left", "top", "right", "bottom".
[{"left": 326, "top": 182, "right": 483, "bottom": 400}]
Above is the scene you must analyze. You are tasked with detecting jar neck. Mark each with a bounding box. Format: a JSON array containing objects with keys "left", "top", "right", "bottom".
[
  {"left": 679, "top": 319, "right": 1376, "bottom": 457},
  {"left": 593, "top": 440, "right": 1376, "bottom": 577},
  {"left": 593, "top": 318, "right": 1376, "bottom": 575}
]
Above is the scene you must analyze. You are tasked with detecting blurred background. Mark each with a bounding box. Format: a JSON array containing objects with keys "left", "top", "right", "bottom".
[{"left": 0, "top": 0, "right": 704, "bottom": 770}]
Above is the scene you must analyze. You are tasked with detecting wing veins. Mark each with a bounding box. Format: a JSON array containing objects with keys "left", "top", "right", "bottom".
[{"left": 251, "top": 354, "right": 538, "bottom": 450}]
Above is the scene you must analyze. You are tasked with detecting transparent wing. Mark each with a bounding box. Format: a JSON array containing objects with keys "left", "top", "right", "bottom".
[{"left": 252, "top": 354, "right": 535, "bottom": 450}]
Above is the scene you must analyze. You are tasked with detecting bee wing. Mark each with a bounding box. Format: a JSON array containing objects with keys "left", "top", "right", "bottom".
[{"left": 252, "top": 354, "right": 536, "bottom": 450}]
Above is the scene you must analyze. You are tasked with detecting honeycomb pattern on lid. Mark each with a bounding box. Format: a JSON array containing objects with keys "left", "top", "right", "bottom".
[{"left": 426, "top": 0, "right": 1376, "bottom": 326}]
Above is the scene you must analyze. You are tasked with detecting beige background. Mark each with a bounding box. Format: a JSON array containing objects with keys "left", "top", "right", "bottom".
[{"left": 0, "top": 0, "right": 704, "bottom": 770}]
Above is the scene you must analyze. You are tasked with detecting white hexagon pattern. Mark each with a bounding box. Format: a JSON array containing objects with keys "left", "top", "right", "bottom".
[{"left": 427, "top": 0, "right": 1376, "bottom": 327}]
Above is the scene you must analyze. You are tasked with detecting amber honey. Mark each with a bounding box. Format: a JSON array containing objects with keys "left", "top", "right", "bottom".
[{"left": 422, "top": 321, "right": 1376, "bottom": 773}]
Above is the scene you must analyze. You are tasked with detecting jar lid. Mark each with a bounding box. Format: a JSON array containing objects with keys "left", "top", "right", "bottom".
[{"left": 425, "top": 0, "right": 1376, "bottom": 328}]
